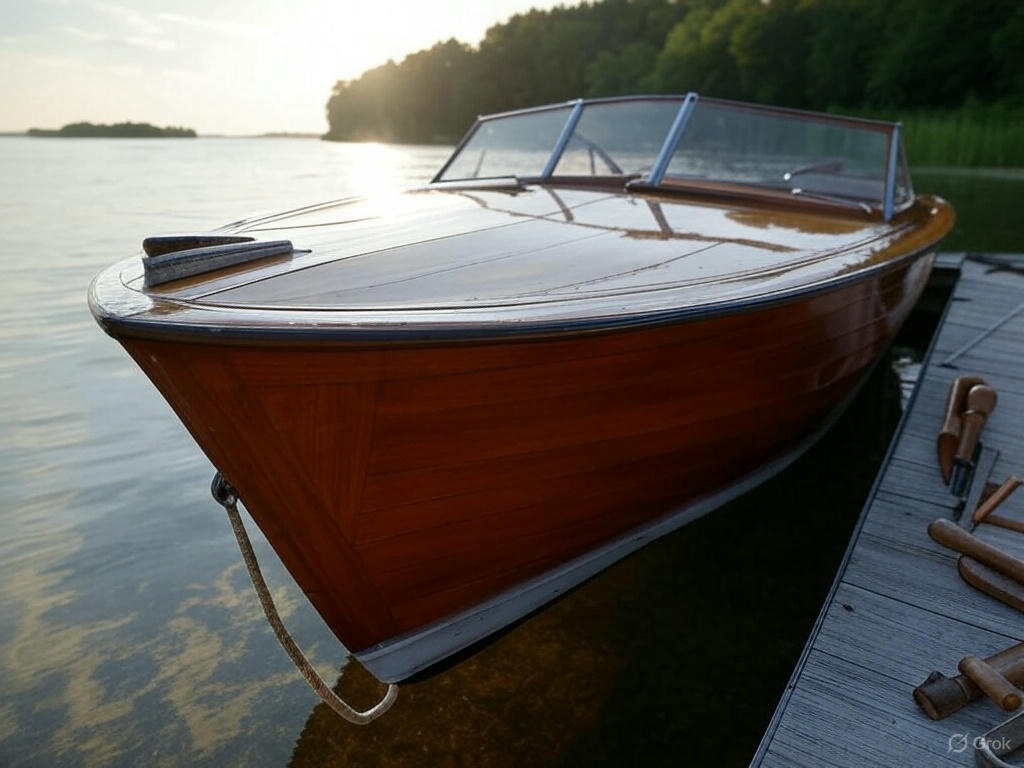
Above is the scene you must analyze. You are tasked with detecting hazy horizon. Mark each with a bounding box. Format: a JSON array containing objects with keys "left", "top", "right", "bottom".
[{"left": 0, "top": 0, "right": 564, "bottom": 135}]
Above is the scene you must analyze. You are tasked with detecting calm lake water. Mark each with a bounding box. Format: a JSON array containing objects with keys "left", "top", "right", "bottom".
[{"left": 0, "top": 136, "right": 1019, "bottom": 768}]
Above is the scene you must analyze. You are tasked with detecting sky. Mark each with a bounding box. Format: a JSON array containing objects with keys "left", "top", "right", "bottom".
[{"left": 0, "top": 0, "right": 564, "bottom": 135}]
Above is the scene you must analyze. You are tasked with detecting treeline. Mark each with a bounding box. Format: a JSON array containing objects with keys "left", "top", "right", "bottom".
[
  {"left": 27, "top": 122, "right": 196, "bottom": 138},
  {"left": 324, "top": 0, "right": 1024, "bottom": 145}
]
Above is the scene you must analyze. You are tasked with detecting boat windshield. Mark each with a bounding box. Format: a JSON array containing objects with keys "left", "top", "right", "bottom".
[
  {"left": 551, "top": 98, "right": 683, "bottom": 176},
  {"left": 436, "top": 105, "right": 573, "bottom": 182},
  {"left": 664, "top": 99, "right": 893, "bottom": 208},
  {"left": 434, "top": 94, "right": 911, "bottom": 219}
]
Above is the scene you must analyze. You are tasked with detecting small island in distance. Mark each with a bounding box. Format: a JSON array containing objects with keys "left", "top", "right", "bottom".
[{"left": 27, "top": 122, "right": 196, "bottom": 138}]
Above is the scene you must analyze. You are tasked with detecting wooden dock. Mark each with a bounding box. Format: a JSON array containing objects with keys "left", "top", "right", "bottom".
[{"left": 752, "top": 253, "right": 1024, "bottom": 767}]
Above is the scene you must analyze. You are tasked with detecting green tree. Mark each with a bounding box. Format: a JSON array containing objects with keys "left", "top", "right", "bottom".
[
  {"left": 802, "top": 0, "right": 886, "bottom": 109},
  {"left": 730, "top": 0, "right": 812, "bottom": 106},
  {"left": 865, "top": 0, "right": 1015, "bottom": 108},
  {"left": 652, "top": 0, "right": 754, "bottom": 98},
  {"left": 991, "top": 3, "right": 1024, "bottom": 104},
  {"left": 585, "top": 41, "right": 660, "bottom": 95},
  {"left": 322, "top": 0, "right": 1024, "bottom": 144}
]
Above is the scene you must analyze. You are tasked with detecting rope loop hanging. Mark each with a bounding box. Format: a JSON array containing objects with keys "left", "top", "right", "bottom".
[{"left": 211, "top": 472, "right": 398, "bottom": 725}]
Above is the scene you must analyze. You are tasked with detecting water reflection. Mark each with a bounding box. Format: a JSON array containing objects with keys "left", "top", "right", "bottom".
[
  {"left": 286, "top": 360, "right": 903, "bottom": 768},
  {"left": 0, "top": 137, "right": 450, "bottom": 767},
  {"left": 145, "top": 563, "right": 300, "bottom": 759},
  {"left": 913, "top": 167, "right": 1024, "bottom": 252}
]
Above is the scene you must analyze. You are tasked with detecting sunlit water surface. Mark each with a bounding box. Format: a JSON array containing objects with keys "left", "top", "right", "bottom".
[
  {"left": 0, "top": 137, "right": 450, "bottom": 767},
  {"left": 0, "top": 137, "right": 1018, "bottom": 767}
]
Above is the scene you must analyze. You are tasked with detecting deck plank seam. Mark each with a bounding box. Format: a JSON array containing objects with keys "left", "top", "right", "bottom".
[{"left": 832, "top": 581, "right": 1024, "bottom": 643}]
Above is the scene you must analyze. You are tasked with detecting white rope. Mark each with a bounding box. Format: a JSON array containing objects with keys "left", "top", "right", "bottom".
[{"left": 213, "top": 474, "right": 398, "bottom": 725}]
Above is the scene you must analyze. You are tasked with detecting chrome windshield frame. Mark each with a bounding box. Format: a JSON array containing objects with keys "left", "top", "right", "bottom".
[
  {"left": 645, "top": 92, "right": 698, "bottom": 187},
  {"left": 433, "top": 94, "right": 906, "bottom": 220},
  {"left": 540, "top": 99, "right": 584, "bottom": 180},
  {"left": 883, "top": 124, "right": 901, "bottom": 221},
  {"left": 430, "top": 100, "right": 578, "bottom": 183}
]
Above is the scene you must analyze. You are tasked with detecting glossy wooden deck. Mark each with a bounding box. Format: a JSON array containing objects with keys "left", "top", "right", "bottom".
[
  {"left": 752, "top": 254, "right": 1024, "bottom": 767},
  {"left": 118, "top": 249, "right": 933, "bottom": 659},
  {"left": 90, "top": 187, "right": 953, "bottom": 340}
]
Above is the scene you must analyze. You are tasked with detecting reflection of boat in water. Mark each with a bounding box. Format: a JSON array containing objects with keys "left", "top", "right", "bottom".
[{"left": 90, "top": 94, "right": 953, "bottom": 688}]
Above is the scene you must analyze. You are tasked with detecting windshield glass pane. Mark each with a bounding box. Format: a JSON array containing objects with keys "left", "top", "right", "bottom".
[
  {"left": 439, "top": 107, "right": 571, "bottom": 181},
  {"left": 666, "top": 101, "right": 891, "bottom": 205},
  {"left": 553, "top": 99, "right": 683, "bottom": 176}
]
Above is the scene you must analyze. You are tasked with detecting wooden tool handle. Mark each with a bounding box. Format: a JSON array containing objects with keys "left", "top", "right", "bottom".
[
  {"left": 959, "top": 556, "right": 1024, "bottom": 612},
  {"left": 914, "top": 642, "right": 1024, "bottom": 720},
  {"left": 959, "top": 655, "right": 1022, "bottom": 711},
  {"left": 967, "top": 384, "right": 999, "bottom": 416},
  {"left": 988, "top": 514, "right": 1024, "bottom": 534},
  {"left": 974, "top": 475, "right": 1023, "bottom": 524},
  {"left": 955, "top": 385, "right": 998, "bottom": 461},
  {"left": 937, "top": 434, "right": 958, "bottom": 484},
  {"left": 992, "top": 650, "right": 1024, "bottom": 683},
  {"left": 928, "top": 518, "right": 1024, "bottom": 584},
  {"left": 957, "top": 411, "right": 987, "bottom": 462},
  {"left": 942, "top": 376, "right": 986, "bottom": 434},
  {"left": 937, "top": 377, "right": 986, "bottom": 483}
]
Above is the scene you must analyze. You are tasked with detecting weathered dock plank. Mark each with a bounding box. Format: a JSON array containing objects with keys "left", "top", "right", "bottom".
[{"left": 752, "top": 255, "right": 1024, "bottom": 767}]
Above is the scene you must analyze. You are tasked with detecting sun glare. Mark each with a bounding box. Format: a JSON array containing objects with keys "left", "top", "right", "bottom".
[{"left": 343, "top": 142, "right": 416, "bottom": 201}]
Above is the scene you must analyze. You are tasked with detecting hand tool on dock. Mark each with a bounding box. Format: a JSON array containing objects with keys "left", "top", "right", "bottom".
[
  {"left": 915, "top": 642, "right": 1024, "bottom": 719},
  {"left": 959, "top": 557, "right": 1024, "bottom": 613},
  {"left": 928, "top": 518, "right": 1024, "bottom": 584},
  {"left": 939, "top": 375, "right": 987, "bottom": 484},
  {"left": 974, "top": 474, "right": 1024, "bottom": 529},
  {"left": 985, "top": 516, "right": 1024, "bottom": 535},
  {"left": 951, "top": 384, "right": 999, "bottom": 497},
  {"left": 959, "top": 655, "right": 1023, "bottom": 711}
]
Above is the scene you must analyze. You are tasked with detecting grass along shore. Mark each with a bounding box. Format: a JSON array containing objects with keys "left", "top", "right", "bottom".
[{"left": 847, "top": 105, "right": 1024, "bottom": 167}]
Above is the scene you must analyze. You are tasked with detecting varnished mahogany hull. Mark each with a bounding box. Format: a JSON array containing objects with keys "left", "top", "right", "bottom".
[{"left": 117, "top": 252, "right": 933, "bottom": 681}]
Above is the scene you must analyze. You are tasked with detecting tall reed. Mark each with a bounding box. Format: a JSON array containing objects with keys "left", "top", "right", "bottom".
[{"left": 845, "top": 106, "right": 1024, "bottom": 167}]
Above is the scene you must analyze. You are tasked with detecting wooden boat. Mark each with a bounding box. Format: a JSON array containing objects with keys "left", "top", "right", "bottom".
[{"left": 90, "top": 94, "right": 953, "bottom": 685}]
